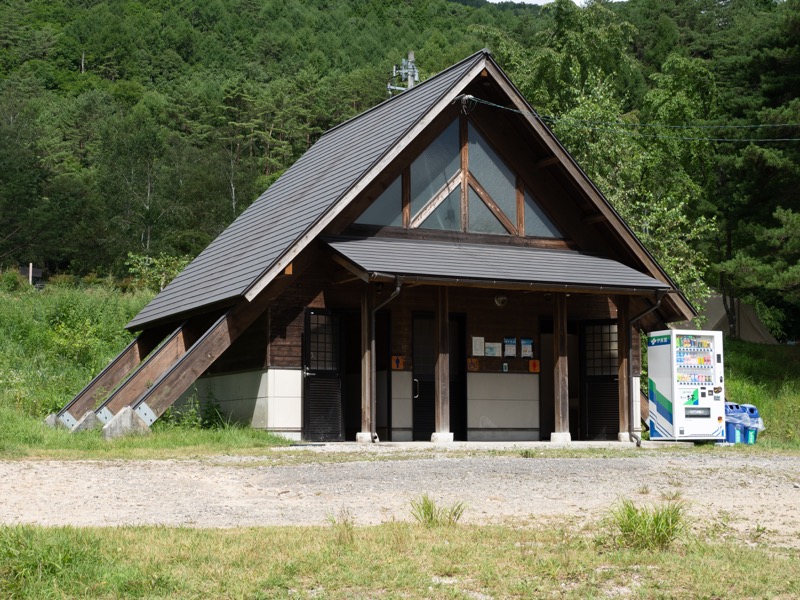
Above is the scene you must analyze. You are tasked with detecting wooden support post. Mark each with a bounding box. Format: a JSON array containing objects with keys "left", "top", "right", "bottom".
[
  {"left": 131, "top": 290, "right": 276, "bottom": 424},
  {"left": 358, "top": 285, "right": 373, "bottom": 443},
  {"left": 97, "top": 324, "right": 189, "bottom": 419},
  {"left": 552, "top": 293, "right": 570, "bottom": 443},
  {"left": 57, "top": 327, "right": 167, "bottom": 427},
  {"left": 433, "top": 287, "right": 452, "bottom": 442},
  {"left": 617, "top": 295, "right": 631, "bottom": 441},
  {"left": 126, "top": 256, "right": 309, "bottom": 426}
]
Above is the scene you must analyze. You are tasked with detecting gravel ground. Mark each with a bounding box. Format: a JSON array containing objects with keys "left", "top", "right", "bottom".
[{"left": 2, "top": 445, "right": 799, "bottom": 546}]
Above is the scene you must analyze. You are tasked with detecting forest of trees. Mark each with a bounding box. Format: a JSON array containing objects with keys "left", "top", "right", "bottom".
[{"left": 0, "top": 0, "right": 797, "bottom": 338}]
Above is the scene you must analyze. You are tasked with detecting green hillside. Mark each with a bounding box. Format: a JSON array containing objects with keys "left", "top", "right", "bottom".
[{"left": 1, "top": 0, "right": 798, "bottom": 337}]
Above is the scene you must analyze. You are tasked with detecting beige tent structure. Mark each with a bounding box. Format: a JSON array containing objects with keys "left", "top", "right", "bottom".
[{"left": 676, "top": 294, "right": 777, "bottom": 344}]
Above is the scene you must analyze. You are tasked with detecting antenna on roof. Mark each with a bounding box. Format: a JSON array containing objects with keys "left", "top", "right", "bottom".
[{"left": 387, "top": 51, "right": 419, "bottom": 97}]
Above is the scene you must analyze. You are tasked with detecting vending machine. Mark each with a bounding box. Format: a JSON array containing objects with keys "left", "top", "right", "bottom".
[{"left": 647, "top": 330, "right": 725, "bottom": 441}]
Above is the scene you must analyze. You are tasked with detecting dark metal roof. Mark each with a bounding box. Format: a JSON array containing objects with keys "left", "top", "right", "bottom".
[
  {"left": 127, "top": 51, "right": 490, "bottom": 330},
  {"left": 325, "top": 236, "right": 671, "bottom": 293}
]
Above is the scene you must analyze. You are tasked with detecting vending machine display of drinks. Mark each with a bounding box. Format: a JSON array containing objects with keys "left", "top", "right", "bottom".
[{"left": 647, "top": 330, "right": 725, "bottom": 441}]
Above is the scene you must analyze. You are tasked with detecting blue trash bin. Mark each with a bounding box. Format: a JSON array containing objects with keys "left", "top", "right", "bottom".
[
  {"left": 724, "top": 402, "right": 745, "bottom": 444},
  {"left": 740, "top": 404, "right": 760, "bottom": 444}
]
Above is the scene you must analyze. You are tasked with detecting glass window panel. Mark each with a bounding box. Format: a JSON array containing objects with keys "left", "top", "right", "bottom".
[
  {"left": 468, "top": 186, "right": 506, "bottom": 235},
  {"left": 420, "top": 184, "right": 461, "bottom": 231},
  {"left": 524, "top": 190, "right": 562, "bottom": 238},
  {"left": 468, "top": 123, "right": 516, "bottom": 223},
  {"left": 410, "top": 120, "right": 460, "bottom": 217},
  {"left": 355, "top": 176, "right": 402, "bottom": 226}
]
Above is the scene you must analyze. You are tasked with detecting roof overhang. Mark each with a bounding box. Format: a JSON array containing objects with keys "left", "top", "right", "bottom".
[{"left": 325, "top": 236, "right": 672, "bottom": 296}]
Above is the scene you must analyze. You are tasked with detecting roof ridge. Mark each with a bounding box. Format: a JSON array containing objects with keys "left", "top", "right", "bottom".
[{"left": 319, "top": 49, "right": 490, "bottom": 138}]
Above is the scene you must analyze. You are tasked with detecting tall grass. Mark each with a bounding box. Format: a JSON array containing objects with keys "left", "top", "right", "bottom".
[
  {"left": 604, "top": 499, "right": 687, "bottom": 550},
  {"left": 410, "top": 494, "right": 466, "bottom": 528},
  {"left": 724, "top": 339, "right": 800, "bottom": 445},
  {"left": 0, "top": 283, "right": 152, "bottom": 418}
]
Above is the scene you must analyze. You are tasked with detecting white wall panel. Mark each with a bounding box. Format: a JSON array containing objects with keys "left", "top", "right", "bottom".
[
  {"left": 467, "top": 373, "right": 539, "bottom": 438},
  {"left": 391, "top": 371, "right": 413, "bottom": 440}
]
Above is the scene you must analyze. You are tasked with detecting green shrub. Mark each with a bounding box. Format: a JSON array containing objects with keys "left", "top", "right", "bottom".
[{"left": 0, "top": 270, "right": 27, "bottom": 293}]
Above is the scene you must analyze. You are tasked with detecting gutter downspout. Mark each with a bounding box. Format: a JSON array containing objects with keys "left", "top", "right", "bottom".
[
  {"left": 369, "top": 276, "right": 403, "bottom": 442},
  {"left": 628, "top": 291, "right": 666, "bottom": 447}
]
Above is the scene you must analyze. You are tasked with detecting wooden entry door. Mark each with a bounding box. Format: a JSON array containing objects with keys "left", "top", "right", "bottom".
[
  {"left": 303, "top": 309, "right": 344, "bottom": 442},
  {"left": 412, "top": 313, "right": 466, "bottom": 441},
  {"left": 581, "top": 322, "right": 619, "bottom": 440}
]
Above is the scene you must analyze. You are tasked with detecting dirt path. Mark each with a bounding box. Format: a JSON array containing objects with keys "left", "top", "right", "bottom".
[{"left": 2, "top": 447, "right": 799, "bottom": 546}]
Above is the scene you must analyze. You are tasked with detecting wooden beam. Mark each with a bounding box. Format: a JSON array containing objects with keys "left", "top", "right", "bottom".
[
  {"left": 118, "top": 250, "right": 311, "bottom": 425},
  {"left": 553, "top": 293, "right": 569, "bottom": 436},
  {"left": 131, "top": 292, "right": 273, "bottom": 422},
  {"left": 468, "top": 173, "right": 518, "bottom": 235},
  {"left": 460, "top": 115, "right": 469, "bottom": 231},
  {"left": 331, "top": 254, "right": 369, "bottom": 282},
  {"left": 617, "top": 295, "right": 631, "bottom": 437},
  {"left": 434, "top": 286, "right": 450, "bottom": 436},
  {"left": 409, "top": 170, "right": 461, "bottom": 229},
  {"left": 582, "top": 213, "right": 606, "bottom": 225},
  {"left": 96, "top": 323, "right": 189, "bottom": 418},
  {"left": 361, "top": 285, "right": 373, "bottom": 436},
  {"left": 516, "top": 176, "right": 525, "bottom": 235},
  {"left": 535, "top": 156, "right": 560, "bottom": 169},
  {"left": 57, "top": 327, "right": 167, "bottom": 427},
  {"left": 245, "top": 58, "right": 489, "bottom": 303},
  {"left": 402, "top": 167, "right": 411, "bottom": 229},
  {"left": 483, "top": 60, "right": 693, "bottom": 322}
]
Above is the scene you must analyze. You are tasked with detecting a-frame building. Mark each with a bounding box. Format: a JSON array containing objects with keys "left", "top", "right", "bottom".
[{"left": 58, "top": 50, "right": 694, "bottom": 443}]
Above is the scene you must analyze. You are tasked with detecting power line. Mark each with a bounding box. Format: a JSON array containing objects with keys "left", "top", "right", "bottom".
[{"left": 460, "top": 95, "right": 800, "bottom": 143}]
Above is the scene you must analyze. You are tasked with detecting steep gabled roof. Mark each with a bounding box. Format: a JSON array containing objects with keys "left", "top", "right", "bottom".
[
  {"left": 128, "top": 49, "right": 694, "bottom": 331},
  {"left": 127, "top": 51, "right": 489, "bottom": 330}
]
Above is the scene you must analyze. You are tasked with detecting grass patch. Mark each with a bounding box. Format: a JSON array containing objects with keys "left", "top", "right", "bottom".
[
  {"left": 410, "top": 494, "right": 465, "bottom": 528},
  {"left": 602, "top": 499, "right": 687, "bottom": 550},
  {"left": 0, "top": 521, "right": 797, "bottom": 599},
  {"left": 0, "top": 405, "right": 291, "bottom": 460}
]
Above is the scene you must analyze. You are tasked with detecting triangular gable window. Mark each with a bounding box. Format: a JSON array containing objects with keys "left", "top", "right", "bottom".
[
  {"left": 524, "top": 189, "right": 561, "bottom": 238},
  {"left": 355, "top": 116, "right": 564, "bottom": 240},
  {"left": 355, "top": 176, "right": 402, "bottom": 226},
  {"left": 421, "top": 184, "right": 461, "bottom": 231},
  {"left": 410, "top": 120, "right": 460, "bottom": 218},
  {"left": 468, "top": 186, "right": 505, "bottom": 235},
  {"left": 468, "top": 124, "right": 516, "bottom": 227}
]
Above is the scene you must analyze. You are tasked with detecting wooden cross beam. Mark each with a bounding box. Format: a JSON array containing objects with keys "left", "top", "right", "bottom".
[
  {"left": 56, "top": 326, "right": 169, "bottom": 428},
  {"left": 131, "top": 291, "right": 274, "bottom": 425},
  {"left": 93, "top": 322, "right": 191, "bottom": 423}
]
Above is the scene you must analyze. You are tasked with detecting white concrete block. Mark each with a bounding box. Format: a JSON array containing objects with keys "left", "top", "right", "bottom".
[
  {"left": 71, "top": 410, "right": 101, "bottom": 432},
  {"left": 102, "top": 406, "right": 150, "bottom": 440}
]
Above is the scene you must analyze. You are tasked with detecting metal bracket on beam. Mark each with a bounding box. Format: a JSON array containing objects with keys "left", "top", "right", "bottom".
[
  {"left": 134, "top": 402, "right": 158, "bottom": 426},
  {"left": 96, "top": 406, "right": 114, "bottom": 424},
  {"left": 58, "top": 412, "right": 77, "bottom": 429}
]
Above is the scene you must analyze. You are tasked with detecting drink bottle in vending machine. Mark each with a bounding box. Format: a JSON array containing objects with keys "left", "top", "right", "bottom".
[{"left": 647, "top": 330, "right": 725, "bottom": 441}]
